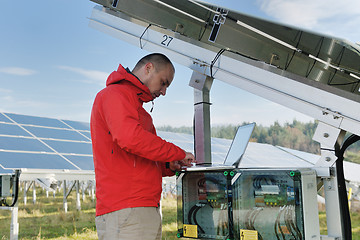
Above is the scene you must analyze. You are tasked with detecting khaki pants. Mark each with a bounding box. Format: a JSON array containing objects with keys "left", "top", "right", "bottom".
[{"left": 95, "top": 207, "right": 162, "bottom": 240}]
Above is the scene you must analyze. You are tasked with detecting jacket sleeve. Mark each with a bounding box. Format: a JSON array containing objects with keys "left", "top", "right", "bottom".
[
  {"left": 100, "top": 86, "right": 186, "bottom": 162},
  {"left": 161, "top": 162, "right": 176, "bottom": 177}
]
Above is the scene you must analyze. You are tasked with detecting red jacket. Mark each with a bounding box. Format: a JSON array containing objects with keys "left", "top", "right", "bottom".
[{"left": 91, "top": 65, "right": 186, "bottom": 216}]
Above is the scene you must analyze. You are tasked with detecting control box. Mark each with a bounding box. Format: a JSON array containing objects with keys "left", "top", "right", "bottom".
[
  {"left": 176, "top": 170, "right": 234, "bottom": 239},
  {"left": 0, "top": 175, "right": 12, "bottom": 197},
  {"left": 176, "top": 169, "right": 320, "bottom": 240}
]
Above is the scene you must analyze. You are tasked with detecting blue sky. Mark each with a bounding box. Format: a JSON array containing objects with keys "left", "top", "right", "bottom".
[{"left": 1, "top": 0, "right": 359, "bottom": 127}]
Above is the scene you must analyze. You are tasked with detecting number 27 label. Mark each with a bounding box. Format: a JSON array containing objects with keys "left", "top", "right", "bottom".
[{"left": 161, "top": 35, "right": 173, "bottom": 46}]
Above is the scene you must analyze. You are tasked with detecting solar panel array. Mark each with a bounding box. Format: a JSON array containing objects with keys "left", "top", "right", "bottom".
[
  {"left": 1, "top": 112, "right": 359, "bottom": 185},
  {"left": 0, "top": 112, "right": 93, "bottom": 172}
]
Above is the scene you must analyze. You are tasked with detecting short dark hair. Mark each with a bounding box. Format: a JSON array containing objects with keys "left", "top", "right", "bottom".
[{"left": 133, "top": 53, "right": 175, "bottom": 73}]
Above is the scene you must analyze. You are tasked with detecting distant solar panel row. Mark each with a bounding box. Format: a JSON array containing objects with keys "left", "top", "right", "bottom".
[
  {"left": 0, "top": 112, "right": 232, "bottom": 172},
  {"left": 0, "top": 112, "right": 93, "bottom": 171}
]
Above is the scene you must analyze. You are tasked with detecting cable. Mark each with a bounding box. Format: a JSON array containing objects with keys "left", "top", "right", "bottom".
[
  {"left": 244, "top": 209, "right": 254, "bottom": 229},
  {"left": 139, "top": 24, "right": 152, "bottom": 49},
  {"left": 274, "top": 209, "right": 281, "bottom": 240},
  {"left": 275, "top": 207, "right": 286, "bottom": 240},
  {"left": 193, "top": 206, "right": 205, "bottom": 234},
  {"left": 250, "top": 208, "right": 263, "bottom": 240},
  {"left": 188, "top": 204, "right": 198, "bottom": 224},
  {"left": 210, "top": 48, "right": 226, "bottom": 78},
  {"left": 335, "top": 134, "right": 360, "bottom": 240},
  {"left": 9, "top": 170, "right": 20, "bottom": 207},
  {"left": 284, "top": 206, "right": 297, "bottom": 239}
]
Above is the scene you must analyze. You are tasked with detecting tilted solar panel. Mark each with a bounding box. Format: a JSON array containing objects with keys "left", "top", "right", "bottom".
[
  {"left": 89, "top": 0, "right": 360, "bottom": 137},
  {"left": 90, "top": 0, "right": 360, "bottom": 99},
  {"left": 0, "top": 112, "right": 93, "bottom": 172}
]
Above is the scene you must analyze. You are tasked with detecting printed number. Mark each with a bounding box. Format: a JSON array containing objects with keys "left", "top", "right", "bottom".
[{"left": 161, "top": 35, "right": 173, "bottom": 46}]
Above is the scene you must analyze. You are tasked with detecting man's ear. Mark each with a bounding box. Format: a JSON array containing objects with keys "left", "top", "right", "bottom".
[{"left": 145, "top": 62, "right": 155, "bottom": 75}]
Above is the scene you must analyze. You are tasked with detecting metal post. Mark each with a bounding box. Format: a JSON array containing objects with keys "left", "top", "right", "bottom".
[
  {"left": 82, "top": 183, "right": 86, "bottom": 202},
  {"left": 32, "top": 181, "right": 36, "bottom": 204},
  {"left": 189, "top": 70, "right": 213, "bottom": 164},
  {"left": 23, "top": 181, "right": 27, "bottom": 205},
  {"left": 76, "top": 180, "right": 81, "bottom": 211},
  {"left": 10, "top": 204, "right": 19, "bottom": 240},
  {"left": 63, "top": 180, "right": 67, "bottom": 213},
  {"left": 313, "top": 121, "right": 346, "bottom": 239},
  {"left": 23, "top": 181, "right": 32, "bottom": 206},
  {"left": 91, "top": 183, "right": 95, "bottom": 202}
]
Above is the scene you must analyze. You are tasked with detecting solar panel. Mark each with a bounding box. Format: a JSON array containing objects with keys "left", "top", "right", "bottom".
[
  {"left": 5, "top": 113, "right": 70, "bottom": 128},
  {"left": 0, "top": 112, "right": 93, "bottom": 172},
  {"left": 90, "top": 0, "right": 360, "bottom": 98},
  {"left": 0, "top": 137, "right": 51, "bottom": 152},
  {"left": 0, "top": 114, "right": 11, "bottom": 123},
  {"left": 0, "top": 152, "right": 79, "bottom": 170},
  {"left": 0, "top": 123, "right": 31, "bottom": 136},
  {"left": 1, "top": 112, "right": 359, "bottom": 185},
  {"left": 62, "top": 120, "right": 91, "bottom": 131},
  {"left": 89, "top": 0, "right": 360, "bottom": 136},
  {"left": 21, "top": 126, "right": 88, "bottom": 141}
]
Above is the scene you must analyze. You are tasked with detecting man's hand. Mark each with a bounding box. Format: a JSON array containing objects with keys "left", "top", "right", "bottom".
[{"left": 169, "top": 152, "right": 195, "bottom": 172}]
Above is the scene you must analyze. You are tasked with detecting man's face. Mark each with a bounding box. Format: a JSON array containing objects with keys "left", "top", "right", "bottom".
[{"left": 145, "top": 63, "right": 174, "bottom": 99}]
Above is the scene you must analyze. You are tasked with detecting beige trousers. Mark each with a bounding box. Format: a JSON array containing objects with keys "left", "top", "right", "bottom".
[{"left": 95, "top": 207, "right": 162, "bottom": 240}]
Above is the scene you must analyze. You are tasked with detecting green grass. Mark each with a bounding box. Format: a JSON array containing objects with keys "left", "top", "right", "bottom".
[
  {"left": 0, "top": 187, "right": 97, "bottom": 240},
  {"left": 1, "top": 187, "right": 359, "bottom": 239}
]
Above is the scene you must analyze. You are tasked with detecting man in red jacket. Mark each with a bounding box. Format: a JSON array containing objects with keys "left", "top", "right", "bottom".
[{"left": 91, "top": 53, "right": 195, "bottom": 240}]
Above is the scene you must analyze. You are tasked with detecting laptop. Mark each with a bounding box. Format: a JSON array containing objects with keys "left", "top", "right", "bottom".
[{"left": 183, "top": 122, "right": 255, "bottom": 171}]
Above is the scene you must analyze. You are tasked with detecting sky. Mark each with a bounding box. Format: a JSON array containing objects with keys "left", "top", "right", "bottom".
[{"left": 0, "top": 0, "right": 359, "bottom": 127}]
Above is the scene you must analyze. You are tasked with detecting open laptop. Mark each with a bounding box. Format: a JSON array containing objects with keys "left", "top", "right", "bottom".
[{"left": 183, "top": 122, "right": 255, "bottom": 171}]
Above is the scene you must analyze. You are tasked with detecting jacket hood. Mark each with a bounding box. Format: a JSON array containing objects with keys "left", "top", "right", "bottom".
[{"left": 106, "top": 64, "right": 154, "bottom": 103}]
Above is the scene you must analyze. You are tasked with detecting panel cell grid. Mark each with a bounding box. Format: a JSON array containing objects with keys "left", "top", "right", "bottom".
[
  {"left": 5, "top": 113, "right": 69, "bottom": 129},
  {"left": 0, "top": 123, "right": 31, "bottom": 137},
  {"left": 23, "top": 125, "right": 90, "bottom": 142}
]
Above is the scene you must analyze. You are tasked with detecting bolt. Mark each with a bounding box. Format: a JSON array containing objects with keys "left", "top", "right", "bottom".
[
  {"left": 323, "top": 133, "right": 329, "bottom": 138},
  {"left": 325, "top": 157, "right": 331, "bottom": 162}
]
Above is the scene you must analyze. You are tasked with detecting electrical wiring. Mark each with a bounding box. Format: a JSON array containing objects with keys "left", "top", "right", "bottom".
[
  {"left": 335, "top": 134, "right": 360, "bottom": 240},
  {"left": 250, "top": 208, "right": 263, "bottom": 240},
  {"left": 244, "top": 208, "right": 254, "bottom": 229},
  {"left": 287, "top": 205, "right": 302, "bottom": 239},
  {"left": 275, "top": 206, "right": 286, "bottom": 240},
  {"left": 193, "top": 205, "right": 206, "bottom": 234},
  {"left": 274, "top": 209, "right": 281, "bottom": 240},
  {"left": 284, "top": 206, "right": 297, "bottom": 239},
  {"left": 187, "top": 202, "right": 207, "bottom": 234}
]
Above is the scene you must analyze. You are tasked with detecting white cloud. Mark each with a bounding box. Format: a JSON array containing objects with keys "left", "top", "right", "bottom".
[
  {"left": 57, "top": 65, "right": 108, "bottom": 85},
  {"left": 258, "top": 0, "right": 360, "bottom": 42},
  {"left": 0, "top": 67, "right": 37, "bottom": 76}
]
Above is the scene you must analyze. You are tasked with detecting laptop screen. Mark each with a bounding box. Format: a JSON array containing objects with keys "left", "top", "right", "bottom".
[{"left": 223, "top": 122, "right": 255, "bottom": 167}]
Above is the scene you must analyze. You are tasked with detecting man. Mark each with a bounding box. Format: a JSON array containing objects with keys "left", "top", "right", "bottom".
[{"left": 91, "top": 53, "right": 195, "bottom": 240}]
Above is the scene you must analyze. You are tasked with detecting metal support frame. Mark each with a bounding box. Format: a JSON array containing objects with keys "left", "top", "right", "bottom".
[
  {"left": 63, "top": 180, "right": 82, "bottom": 212},
  {"left": 32, "top": 181, "right": 36, "bottom": 204},
  {"left": 0, "top": 205, "right": 19, "bottom": 240},
  {"left": 76, "top": 180, "right": 81, "bottom": 211},
  {"left": 313, "top": 121, "right": 346, "bottom": 239},
  {"left": 23, "top": 181, "right": 33, "bottom": 205},
  {"left": 189, "top": 70, "right": 214, "bottom": 164},
  {"left": 10, "top": 204, "right": 19, "bottom": 240}
]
